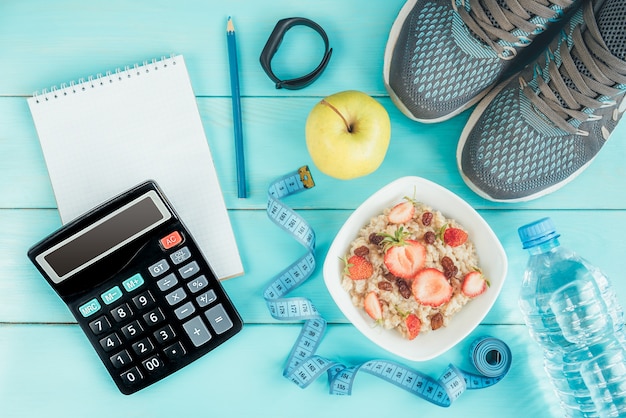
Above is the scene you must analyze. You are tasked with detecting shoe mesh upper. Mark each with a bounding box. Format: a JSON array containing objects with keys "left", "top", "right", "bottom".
[
  {"left": 462, "top": 82, "right": 586, "bottom": 198},
  {"left": 389, "top": 0, "right": 504, "bottom": 120},
  {"left": 459, "top": 0, "right": 626, "bottom": 201},
  {"left": 386, "top": 0, "right": 576, "bottom": 121},
  {"left": 598, "top": 0, "right": 626, "bottom": 59}
]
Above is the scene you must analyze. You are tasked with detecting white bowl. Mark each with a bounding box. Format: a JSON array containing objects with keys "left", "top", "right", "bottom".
[{"left": 323, "top": 176, "right": 507, "bottom": 361}]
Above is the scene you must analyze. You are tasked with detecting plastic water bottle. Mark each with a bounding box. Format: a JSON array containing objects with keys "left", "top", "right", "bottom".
[{"left": 517, "top": 217, "right": 626, "bottom": 417}]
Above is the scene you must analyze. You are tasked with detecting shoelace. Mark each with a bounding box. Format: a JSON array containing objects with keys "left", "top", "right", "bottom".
[
  {"left": 520, "top": 1, "right": 626, "bottom": 135},
  {"left": 454, "top": 0, "right": 574, "bottom": 59}
]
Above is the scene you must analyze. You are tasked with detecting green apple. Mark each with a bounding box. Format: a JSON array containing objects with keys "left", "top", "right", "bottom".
[{"left": 305, "top": 90, "right": 391, "bottom": 180}]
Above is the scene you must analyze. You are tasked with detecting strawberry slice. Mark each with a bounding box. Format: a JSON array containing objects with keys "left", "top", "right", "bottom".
[
  {"left": 364, "top": 291, "right": 382, "bottom": 321},
  {"left": 442, "top": 226, "right": 468, "bottom": 247},
  {"left": 384, "top": 240, "right": 426, "bottom": 279},
  {"left": 461, "top": 270, "right": 490, "bottom": 297},
  {"left": 344, "top": 255, "right": 374, "bottom": 280},
  {"left": 405, "top": 313, "right": 421, "bottom": 340},
  {"left": 380, "top": 228, "right": 426, "bottom": 280},
  {"left": 411, "top": 268, "right": 453, "bottom": 307},
  {"left": 388, "top": 200, "right": 415, "bottom": 224}
]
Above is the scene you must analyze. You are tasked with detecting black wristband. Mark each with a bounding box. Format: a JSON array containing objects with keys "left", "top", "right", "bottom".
[{"left": 259, "top": 17, "right": 333, "bottom": 90}]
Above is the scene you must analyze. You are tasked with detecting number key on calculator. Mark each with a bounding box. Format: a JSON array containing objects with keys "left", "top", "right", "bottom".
[{"left": 28, "top": 181, "right": 243, "bottom": 394}]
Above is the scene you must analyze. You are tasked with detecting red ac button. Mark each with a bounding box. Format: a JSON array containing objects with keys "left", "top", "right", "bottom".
[{"left": 160, "top": 231, "right": 184, "bottom": 250}]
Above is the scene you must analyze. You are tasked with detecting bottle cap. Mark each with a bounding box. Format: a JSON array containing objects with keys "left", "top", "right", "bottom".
[{"left": 518, "top": 217, "right": 560, "bottom": 249}]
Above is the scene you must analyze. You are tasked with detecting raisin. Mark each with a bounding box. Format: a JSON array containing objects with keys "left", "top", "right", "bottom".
[
  {"left": 441, "top": 256, "right": 455, "bottom": 271},
  {"left": 423, "top": 231, "right": 436, "bottom": 244},
  {"left": 378, "top": 281, "right": 393, "bottom": 291},
  {"left": 383, "top": 272, "right": 396, "bottom": 282},
  {"left": 443, "top": 266, "right": 459, "bottom": 279},
  {"left": 430, "top": 313, "right": 444, "bottom": 330},
  {"left": 441, "top": 256, "right": 457, "bottom": 279},
  {"left": 443, "top": 266, "right": 458, "bottom": 279},
  {"left": 369, "top": 233, "right": 384, "bottom": 246},
  {"left": 422, "top": 212, "right": 433, "bottom": 226},
  {"left": 354, "top": 246, "right": 369, "bottom": 257},
  {"left": 396, "top": 278, "right": 412, "bottom": 299},
  {"left": 399, "top": 285, "right": 412, "bottom": 299}
]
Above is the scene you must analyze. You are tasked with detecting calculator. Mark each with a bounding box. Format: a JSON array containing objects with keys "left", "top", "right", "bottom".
[{"left": 27, "top": 181, "right": 243, "bottom": 394}]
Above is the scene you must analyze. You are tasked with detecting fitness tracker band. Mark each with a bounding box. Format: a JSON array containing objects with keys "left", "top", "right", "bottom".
[{"left": 259, "top": 17, "right": 333, "bottom": 90}]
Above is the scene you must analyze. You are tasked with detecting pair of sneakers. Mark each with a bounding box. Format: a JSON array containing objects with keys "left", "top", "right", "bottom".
[{"left": 384, "top": 0, "right": 626, "bottom": 201}]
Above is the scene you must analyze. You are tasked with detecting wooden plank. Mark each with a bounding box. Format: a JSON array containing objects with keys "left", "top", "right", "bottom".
[
  {"left": 0, "top": 0, "right": 402, "bottom": 97},
  {"left": 2, "top": 0, "right": 624, "bottom": 416},
  {"left": 1, "top": 96, "right": 625, "bottom": 210},
  {"left": 0, "top": 322, "right": 561, "bottom": 418},
  {"left": 4, "top": 208, "right": 626, "bottom": 325}
]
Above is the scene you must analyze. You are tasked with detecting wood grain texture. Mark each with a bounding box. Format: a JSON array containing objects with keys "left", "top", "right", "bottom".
[
  {"left": 1, "top": 95, "right": 625, "bottom": 210},
  {"left": 1, "top": 0, "right": 624, "bottom": 415},
  {"left": 0, "top": 323, "right": 562, "bottom": 418},
  {"left": 3, "top": 208, "right": 625, "bottom": 324}
]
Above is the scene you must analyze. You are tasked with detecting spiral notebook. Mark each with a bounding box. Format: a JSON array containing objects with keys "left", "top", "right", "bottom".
[{"left": 27, "top": 55, "right": 243, "bottom": 280}]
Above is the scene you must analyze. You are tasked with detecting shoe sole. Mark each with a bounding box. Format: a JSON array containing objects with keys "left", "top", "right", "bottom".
[
  {"left": 456, "top": 75, "right": 598, "bottom": 203},
  {"left": 382, "top": 0, "right": 496, "bottom": 124}
]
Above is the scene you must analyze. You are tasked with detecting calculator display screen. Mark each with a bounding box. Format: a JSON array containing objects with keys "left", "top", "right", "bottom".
[{"left": 37, "top": 190, "right": 172, "bottom": 283}]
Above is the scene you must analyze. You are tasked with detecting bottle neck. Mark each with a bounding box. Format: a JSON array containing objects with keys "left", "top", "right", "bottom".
[{"left": 527, "top": 238, "right": 560, "bottom": 255}]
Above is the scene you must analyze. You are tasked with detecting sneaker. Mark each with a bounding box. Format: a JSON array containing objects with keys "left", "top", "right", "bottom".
[
  {"left": 457, "top": 0, "right": 626, "bottom": 201},
  {"left": 383, "top": 0, "right": 580, "bottom": 123}
]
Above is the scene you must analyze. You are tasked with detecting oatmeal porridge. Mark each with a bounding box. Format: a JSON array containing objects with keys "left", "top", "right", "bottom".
[{"left": 341, "top": 197, "right": 489, "bottom": 340}]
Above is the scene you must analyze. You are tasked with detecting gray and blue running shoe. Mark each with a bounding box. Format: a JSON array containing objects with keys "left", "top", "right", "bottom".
[
  {"left": 384, "top": 0, "right": 580, "bottom": 122},
  {"left": 457, "top": 0, "right": 626, "bottom": 201}
]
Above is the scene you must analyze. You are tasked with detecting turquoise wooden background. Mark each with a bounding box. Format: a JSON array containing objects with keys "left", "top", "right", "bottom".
[{"left": 1, "top": 0, "right": 624, "bottom": 416}]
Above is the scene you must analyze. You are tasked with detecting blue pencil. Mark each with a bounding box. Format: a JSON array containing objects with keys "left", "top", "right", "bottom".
[{"left": 227, "top": 17, "right": 247, "bottom": 198}]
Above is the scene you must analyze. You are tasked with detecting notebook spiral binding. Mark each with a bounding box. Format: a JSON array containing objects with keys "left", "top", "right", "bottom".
[{"left": 32, "top": 55, "right": 178, "bottom": 103}]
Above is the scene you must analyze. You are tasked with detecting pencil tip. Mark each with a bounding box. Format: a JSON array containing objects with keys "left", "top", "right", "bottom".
[{"left": 227, "top": 16, "right": 235, "bottom": 32}]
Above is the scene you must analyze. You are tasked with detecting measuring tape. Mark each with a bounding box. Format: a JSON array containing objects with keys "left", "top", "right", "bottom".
[{"left": 264, "top": 166, "right": 512, "bottom": 405}]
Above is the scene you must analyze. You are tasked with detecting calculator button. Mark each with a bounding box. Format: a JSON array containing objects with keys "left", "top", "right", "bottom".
[
  {"left": 153, "top": 324, "right": 176, "bottom": 345},
  {"left": 148, "top": 259, "right": 170, "bottom": 277},
  {"left": 165, "top": 288, "right": 187, "bottom": 306},
  {"left": 156, "top": 273, "right": 178, "bottom": 291},
  {"left": 132, "top": 290, "right": 155, "bottom": 310},
  {"left": 122, "top": 273, "right": 145, "bottom": 293},
  {"left": 78, "top": 298, "right": 101, "bottom": 318},
  {"left": 163, "top": 341, "right": 186, "bottom": 361},
  {"left": 160, "top": 231, "right": 183, "bottom": 250},
  {"left": 174, "top": 301, "right": 196, "bottom": 320},
  {"left": 110, "top": 350, "right": 132, "bottom": 369},
  {"left": 132, "top": 337, "right": 155, "bottom": 357},
  {"left": 187, "top": 275, "right": 208, "bottom": 294},
  {"left": 110, "top": 303, "right": 133, "bottom": 323},
  {"left": 205, "top": 304, "right": 234, "bottom": 335},
  {"left": 178, "top": 261, "right": 200, "bottom": 279},
  {"left": 143, "top": 307, "right": 166, "bottom": 327},
  {"left": 142, "top": 355, "right": 165, "bottom": 375},
  {"left": 169, "top": 246, "right": 191, "bottom": 265},
  {"left": 99, "top": 333, "right": 122, "bottom": 352},
  {"left": 88, "top": 315, "right": 111, "bottom": 335},
  {"left": 121, "top": 320, "right": 144, "bottom": 340},
  {"left": 182, "top": 316, "right": 212, "bottom": 347},
  {"left": 120, "top": 367, "right": 144, "bottom": 386},
  {"left": 101, "top": 286, "right": 123, "bottom": 305},
  {"left": 196, "top": 289, "right": 217, "bottom": 308}
]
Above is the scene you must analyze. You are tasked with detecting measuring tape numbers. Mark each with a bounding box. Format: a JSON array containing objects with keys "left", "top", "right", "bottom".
[{"left": 264, "top": 166, "right": 512, "bottom": 405}]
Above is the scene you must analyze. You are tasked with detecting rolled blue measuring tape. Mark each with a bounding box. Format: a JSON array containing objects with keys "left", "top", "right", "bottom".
[{"left": 264, "top": 166, "right": 512, "bottom": 405}]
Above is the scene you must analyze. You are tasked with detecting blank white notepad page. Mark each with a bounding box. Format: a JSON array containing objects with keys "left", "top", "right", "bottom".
[{"left": 27, "top": 55, "right": 243, "bottom": 280}]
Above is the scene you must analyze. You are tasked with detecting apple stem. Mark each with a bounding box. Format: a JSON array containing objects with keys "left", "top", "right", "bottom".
[{"left": 320, "top": 99, "right": 353, "bottom": 133}]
